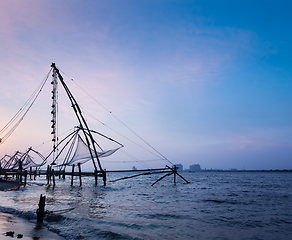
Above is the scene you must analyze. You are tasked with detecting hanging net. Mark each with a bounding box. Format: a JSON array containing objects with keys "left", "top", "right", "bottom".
[
  {"left": 63, "top": 135, "right": 122, "bottom": 166},
  {"left": 0, "top": 154, "right": 11, "bottom": 169},
  {"left": 2, "top": 152, "right": 24, "bottom": 169},
  {"left": 21, "top": 154, "right": 44, "bottom": 169},
  {"left": 0, "top": 149, "right": 46, "bottom": 170}
]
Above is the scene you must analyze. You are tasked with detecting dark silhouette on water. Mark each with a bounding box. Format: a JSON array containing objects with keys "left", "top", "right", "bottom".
[{"left": 0, "top": 63, "right": 190, "bottom": 186}]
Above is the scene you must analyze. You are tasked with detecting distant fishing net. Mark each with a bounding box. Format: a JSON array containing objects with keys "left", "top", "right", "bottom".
[
  {"left": 1, "top": 152, "right": 23, "bottom": 169},
  {"left": 0, "top": 154, "right": 11, "bottom": 168},
  {"left": 22, "top": 154, "right": 44, "bottom": 169}
]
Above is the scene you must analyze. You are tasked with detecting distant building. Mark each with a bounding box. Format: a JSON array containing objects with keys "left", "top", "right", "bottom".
[
  {"left": 173, "top": 164, "right": 183, "bottom": 171},
  {"left": 190, "top": 164, "right": 201, "bottom": 171},
  {"left": 132, "top": 166, "right": 137, "bottom": 170}
]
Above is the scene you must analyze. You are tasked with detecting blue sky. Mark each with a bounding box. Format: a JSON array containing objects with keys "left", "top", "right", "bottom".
[{"left": 0, "top": 0, "right": 291, "bottom": 170}]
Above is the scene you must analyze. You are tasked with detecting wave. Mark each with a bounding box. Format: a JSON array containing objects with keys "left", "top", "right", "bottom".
[
  {"left": 204, "top": 199, "right": 254, "bottom": 205},
  {"left": 0, "top": 205, "right": 74, "bottom": 239}
]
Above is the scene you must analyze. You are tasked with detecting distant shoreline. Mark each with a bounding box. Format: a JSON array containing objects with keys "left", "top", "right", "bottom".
[{"left": 184, "top": 169, "right": 292, "bottom": 173}]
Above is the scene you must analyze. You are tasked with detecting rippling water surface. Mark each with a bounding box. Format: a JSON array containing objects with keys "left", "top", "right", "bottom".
[{"left": 0, "top": 172, "right": 291, "bottom": 239}]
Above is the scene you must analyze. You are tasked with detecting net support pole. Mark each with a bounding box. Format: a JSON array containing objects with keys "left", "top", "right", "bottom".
[
  {"left": 103, "top": 171, "right": 106, "bottom": 186},
  {"left": 52, "top": 169, "right": 55, "bottom": 186},
  {"left": 46, "top": 165, "right": 49, "bottom": 184},
  {"left": 94, "top": 170, "right": 98, "bottom": 186},
  {"left": 24, "top": 170, "right": 27, "bottom": 187},
  {"left": 71, "top": 164, "right": 75, "bottom": 186},
  {"left": 51, "top": 63, "right": 105, "bottom": 177},
  {"left": 78, "top": 163, "right": 82, "bottom": 186}
]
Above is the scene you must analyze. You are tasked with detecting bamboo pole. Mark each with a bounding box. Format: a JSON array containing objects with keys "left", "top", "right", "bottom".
[
  {"left": 109, "top": 170, "right": 172, "bottom": 182},
  {"left": 175, "top": 172, "right": 190, "bottom": 184},
  {"left": 151, "top": 172, "right": 173, "bottom": 186}
]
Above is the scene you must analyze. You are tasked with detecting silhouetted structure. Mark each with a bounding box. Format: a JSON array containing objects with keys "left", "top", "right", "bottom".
[
  {"left": 173, "top": 164, "right": 183, "bottom": 171},
  {"left": 190, "top": 164, "right": 201, "bottom": 171}
]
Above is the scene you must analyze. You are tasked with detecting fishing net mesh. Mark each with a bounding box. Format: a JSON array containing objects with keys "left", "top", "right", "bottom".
[{"left": 65, "top": 135, "right": 121, "bottom": 166}]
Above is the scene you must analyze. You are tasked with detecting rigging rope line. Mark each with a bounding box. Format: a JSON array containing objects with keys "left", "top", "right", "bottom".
[
  {"left": 101, "top": 159, "right": 166, "bottom": 164},
  {"left": 0, "top": 69, "right": 52, "bottom": 145},
  {"left": 32, "top": 128, "right": 75, "bottom": 158},
  {"left": 33, "top": 128, "right": 75, "bottom": 150},
  {"left": 118, "top": 149, "right": 152, "bottom": 169},
  {"left": 81, "top": 108, "right": 162, "bottom": 159},
  {"left": 0, "top": 70, "right": 51, "bottom": 135},
  {"left": 81, "top": 110, "right": 156, "bottom": 169},
  {"left": 53, "top": 104, "right": 151, "bottom": 169},
  {"left": 59, "top": 69, "right": 174, "bottom": 166}
]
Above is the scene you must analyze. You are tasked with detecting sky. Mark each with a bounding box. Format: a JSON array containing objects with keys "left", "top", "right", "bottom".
[{"left": 0, "top": 0, "right": 291, "bottom": 171}]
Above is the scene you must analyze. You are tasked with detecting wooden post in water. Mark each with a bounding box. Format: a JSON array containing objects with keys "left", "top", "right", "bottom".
[
  {"left": 62, "top": 170, "right": 65, "bottom": 179},
  {"left": 52, "top": 169, "right": 55, "bottom": 186},
  {"left": 30, "top": 167, "right": 32, "bottom": 180},
  {"left": 46, "top": 165, "right": 50, "bottom": 184},
  {"left": 34, "top": 168, "right": 37, "bottom": 180},
  {"left": 71, "top": 164, "right": 75, "bottom": 186},
  {"left": 78, "top": 163, "right": 82, "bottom": 186},
  {"left": 103, "top": 171, "right": 107, "bottom": 186},
  {"left": 49, "top": 166, "right": 52, "bottom": 183},
  {"left": 37, "top": 194, "right": 46, "bottom": 223},
  {"left": 19, "top": 160, "right": 23, "bottom": 183},
  {"left": 173, "top": 165, "right": 177, "bottom": 185},
  {"left": 24, "top": 170, "right": 27, "bottom": 187},
  {"left": 94, "top": 170, "right": 98, "bottom": 186},
  {"left": 174, "top": 171, "right": 176, "bottom": 184}
]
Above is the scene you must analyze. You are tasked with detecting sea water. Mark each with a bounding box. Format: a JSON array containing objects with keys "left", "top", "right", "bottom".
[{"left": 0, "top": 172, "right": 291, "bottom": 240}]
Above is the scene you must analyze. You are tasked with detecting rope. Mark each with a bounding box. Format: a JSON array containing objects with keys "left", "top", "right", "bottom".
[
  {"left": 59, "top": 69, "right": 173, "bottom": 166},
  {"left": 118, "top": 149, "right": 152, "bottom": 169},
  {"left": 0, "top": 69, "right": 52, "bottom": 145},
  {"left": 82, "top": 109, "right": 162, "bottom": 159}
]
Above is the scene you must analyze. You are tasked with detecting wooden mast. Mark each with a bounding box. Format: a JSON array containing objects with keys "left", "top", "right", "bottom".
[{"left": 50, "top": 63, "right": 106, "bottom": 185}]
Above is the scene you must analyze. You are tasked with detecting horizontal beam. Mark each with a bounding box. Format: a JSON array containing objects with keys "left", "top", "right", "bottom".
[{"left": 1, "top": 168, "right": 170, "bottom": 177}]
